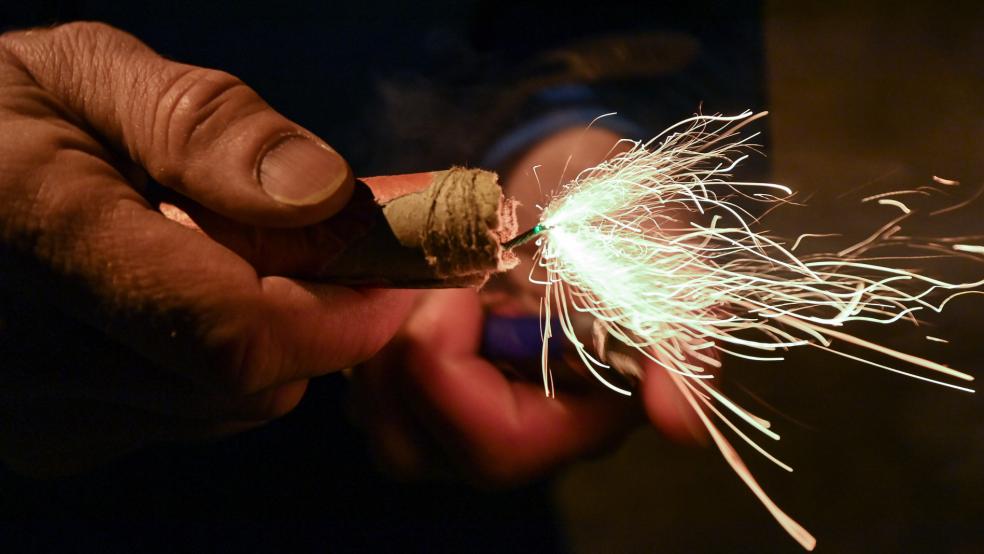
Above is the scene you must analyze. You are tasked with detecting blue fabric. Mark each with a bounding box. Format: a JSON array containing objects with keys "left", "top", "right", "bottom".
[{"left": 481, "top": 104, "right": 649, "bottom": 170}]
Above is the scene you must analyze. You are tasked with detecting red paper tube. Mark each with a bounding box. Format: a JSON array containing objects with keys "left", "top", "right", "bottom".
[{"left": 160, "top": 167, "right": 520, "bottom": 288}]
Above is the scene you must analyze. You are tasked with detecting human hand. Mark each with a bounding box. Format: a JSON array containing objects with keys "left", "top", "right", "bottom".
[
  {"left": 350, "top": 127, "right": 704, "bottom": 486},
  {"left": 351, "top": 288, "right": 639, "bottom": 485},
  {"left": 0, "top": 22, "right": 416, "bottom": 476}
]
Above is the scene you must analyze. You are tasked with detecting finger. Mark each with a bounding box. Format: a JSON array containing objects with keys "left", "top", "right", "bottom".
[
  {"left": 400, "top": 290, "right": 635, "bottom": 485},
  {"left": 1, "top": 22, "right": 351, "bottom": 227},
  {"left": 0, "top": 125, "right": 416, "bottom": 394},
  {"left": 641, "top": 360, "right": 707, "bottom": 445},
  {"left": 0, "top": 279, "right": 314, "bottom": 422},
  {"left": 154, "top": 187, "right": 371, "bottom": 279}
]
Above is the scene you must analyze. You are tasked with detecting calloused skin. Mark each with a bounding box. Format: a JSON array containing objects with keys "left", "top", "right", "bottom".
[{"left": 0, "top": 22, "right": 699, "bottom": 483}]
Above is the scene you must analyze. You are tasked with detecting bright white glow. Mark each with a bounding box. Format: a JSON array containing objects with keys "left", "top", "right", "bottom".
[{"left": 526, "top": 111, "right": 980, "bottom": 551}]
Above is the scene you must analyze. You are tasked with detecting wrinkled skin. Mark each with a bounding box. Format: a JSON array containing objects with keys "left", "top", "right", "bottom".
[
  {"left": 0, "top": 22, "right": 700, "bottom": 483},
  {"left": 0, "top": 22, "right": 415, "bottom": 476}
]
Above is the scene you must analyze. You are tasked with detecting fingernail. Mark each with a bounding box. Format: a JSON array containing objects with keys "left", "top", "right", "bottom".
[{"left": 259, "top": 137, "right": 348, "bottom": 206}]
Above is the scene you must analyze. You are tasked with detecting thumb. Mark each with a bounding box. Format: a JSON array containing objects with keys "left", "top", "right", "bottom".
[{"left": 2, "top": 22, "right": 351, "bottom": 227}]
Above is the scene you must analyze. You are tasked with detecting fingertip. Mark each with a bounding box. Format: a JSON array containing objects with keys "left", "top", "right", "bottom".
[
  {"left": 261, "top": 279, "right": 421, "bottom": 377},
  {"left": 258, "top": 136, "right": 355, "bottom": 218},
  {"left": 642, "top": 364, "right": 706, "bottom": 445},
  {"left": 402, "top": 289, "right": 484, "bottom": 356}
]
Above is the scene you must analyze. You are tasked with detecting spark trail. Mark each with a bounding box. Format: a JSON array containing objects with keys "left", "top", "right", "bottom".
[{"left": 524, "top": 111, "right": 981, "bottom": 551}]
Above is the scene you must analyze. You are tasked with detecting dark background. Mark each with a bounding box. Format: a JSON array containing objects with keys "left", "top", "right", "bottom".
[
  {"left": 558, "top": 3, "right": 984, "bottom": 553},
  {"left": 1, "top": 1, "right": 981, "bottom": 552}
]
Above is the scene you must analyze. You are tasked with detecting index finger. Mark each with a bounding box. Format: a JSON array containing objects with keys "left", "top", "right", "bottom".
[{"left": 399, "top": 289, "right": 636, "bottom": 484}]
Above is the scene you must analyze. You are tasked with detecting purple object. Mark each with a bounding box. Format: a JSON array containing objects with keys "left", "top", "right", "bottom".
[{"left": 481, "top": 314, "right": 564, "bottom": 361}]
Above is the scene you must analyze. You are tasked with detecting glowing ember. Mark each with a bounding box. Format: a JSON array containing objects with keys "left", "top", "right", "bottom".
[{"left": 523, "top": 111, "right": 981, "bottom": 550}]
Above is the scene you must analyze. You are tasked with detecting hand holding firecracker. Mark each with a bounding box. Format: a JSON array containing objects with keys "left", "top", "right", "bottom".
[
  {"left": 279, "top": 110, "right": 979, "bottom": 550},
  {"left": 1, "top": 21, "right": 979, "bottom": 552},
  {"left": 0, "top": 23, "right": 642, "bottom": 483}
]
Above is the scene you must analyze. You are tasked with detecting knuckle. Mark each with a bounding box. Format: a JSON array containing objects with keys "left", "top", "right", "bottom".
[
  {"left": 1, "top": 21, "right": 128, "bottom": 68},
  {"left": 46, "top": 21, "right": 122, "bottom": 48},
  {"left": 0, "top": 29, "right": 18, "bottom": 53},
  {"left": 0, "top": 22, "right": 149, "bottom": 135},
  {"left": 150, "top": 66, "right": 260, "bottom": 182}
]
